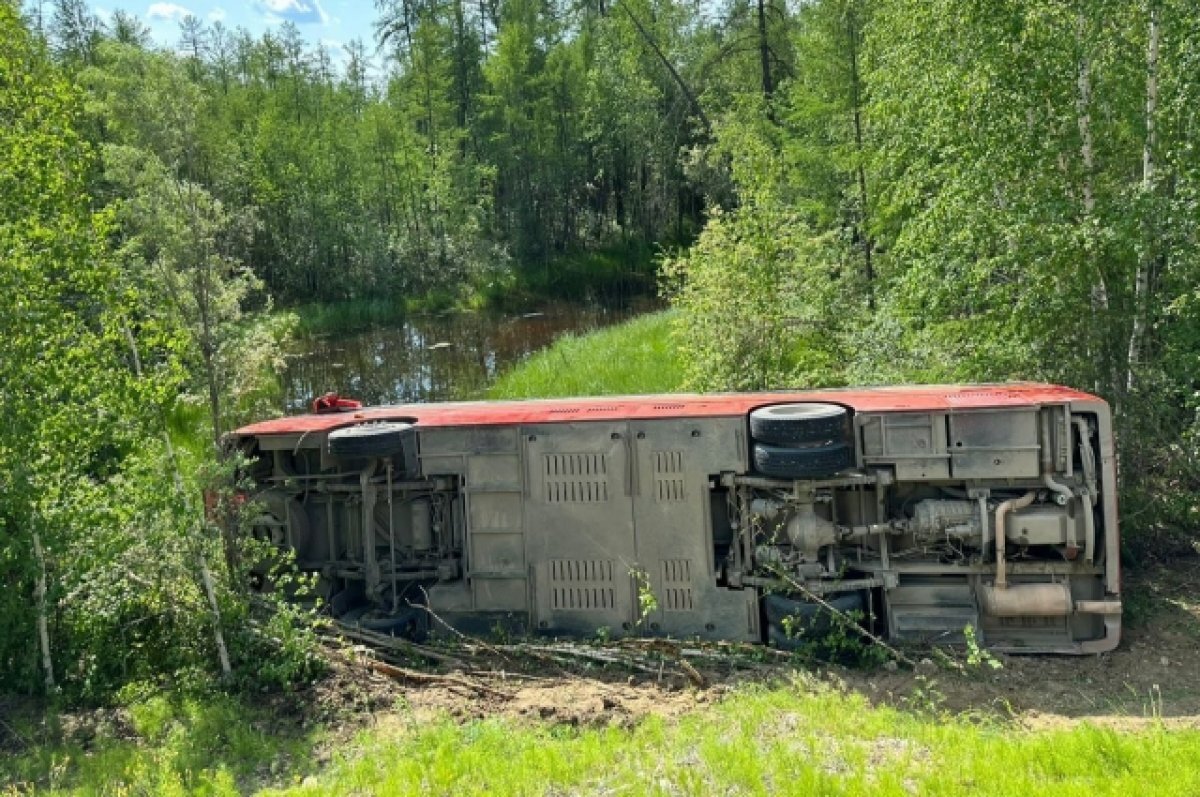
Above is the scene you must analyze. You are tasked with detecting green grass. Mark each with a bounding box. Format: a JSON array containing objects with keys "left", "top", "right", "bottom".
[
  {"left": 0, "top": 691, "right": 323, "bottom": 796},
  {"left": 262, "top": 681, "right": 1200, "bottom": 796},
  {"left": 9, "top": 679, "right": 1198, "bottom": 796},
  {"left": 286, "top": 298, "right": 412, "bottom": 336},
  {"left": 487, "top": 310, "right": 684, "bottom": 399}
]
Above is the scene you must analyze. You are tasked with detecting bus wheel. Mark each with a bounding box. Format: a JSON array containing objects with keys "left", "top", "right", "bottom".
[
  {"left": 764, "top": 591, "right": 865, "bottom": 650},
  {"left": 328, "top": 421, "right": 414, "bottom": 458},
  {"left": 753, "top": 441, "right": 854, "bottom": 479},
  {"left": 749, "top": 403, "right": 850, "bottom": 447}
]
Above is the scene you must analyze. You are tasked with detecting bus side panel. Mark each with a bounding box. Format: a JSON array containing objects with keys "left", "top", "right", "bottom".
[{"left": 630, "top": 417, "right": 758, "bottom": 642}]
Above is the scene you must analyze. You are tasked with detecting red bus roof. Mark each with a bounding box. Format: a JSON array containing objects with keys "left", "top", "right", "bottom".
[{"left": 234, "top": 382, "right": 1103, "bottom": 438}]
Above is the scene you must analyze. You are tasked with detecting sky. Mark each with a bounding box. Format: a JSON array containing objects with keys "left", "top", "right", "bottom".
[{"left": 82, "top": 0, "right": 381, "bottom": 66}]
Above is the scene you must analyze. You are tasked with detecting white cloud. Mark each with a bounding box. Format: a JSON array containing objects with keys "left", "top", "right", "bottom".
[
  {"left": 207, "top": 7, "right": 227, "bottom": 22},
  {"left": 258, "top": 0, "right": 329, "bottom": 25},
  {"left": 146, "top": 2, "right": 191, "bottom": 21}
]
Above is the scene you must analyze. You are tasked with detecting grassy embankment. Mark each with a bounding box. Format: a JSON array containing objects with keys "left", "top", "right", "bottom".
[
  {"left": 4, "top": 678, "right": 1199, "bottom": 795},
  {"left": 488, "top": 309, "right": 684, "bottom": 398}
]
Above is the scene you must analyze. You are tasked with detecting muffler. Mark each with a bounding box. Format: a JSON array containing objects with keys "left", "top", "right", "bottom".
[{"left": 978, "top": 583, "right": 1073, "bottom": 617}]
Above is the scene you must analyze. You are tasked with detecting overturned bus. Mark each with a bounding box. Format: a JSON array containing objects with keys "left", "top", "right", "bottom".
[{"left": 230, "top": 383, "right": 1121, "bottom": 654}]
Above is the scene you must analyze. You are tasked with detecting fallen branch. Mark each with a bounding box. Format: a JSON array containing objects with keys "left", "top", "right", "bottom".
[
  {"left": 414, "top": 589, "right": 513, "bottom": 662},
  {"left": 326, "top": 622, "right": 468, "bottom": 668},
  {"left": 365, "top": 659, "right": 512, "bottom": 699},
  {"left": 677, "top": 657, "right": 708, "bottom": 689}
]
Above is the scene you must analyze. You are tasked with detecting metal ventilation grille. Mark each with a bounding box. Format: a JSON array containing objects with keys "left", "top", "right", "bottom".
[
  {"left": 543, "top": 452, "right": 609, "bottom": 503},
  {"left": 661, "top": 558, "right": 694, "bottom": 612},
  {"left": 947, "top": 390, "right": 1012, "bottom": 404},
  {"left": 548, "top": 559, "right": 616, "bottom": 611},
  {"left": 653, "top": 450, "right": 686, "bottom": 503}
]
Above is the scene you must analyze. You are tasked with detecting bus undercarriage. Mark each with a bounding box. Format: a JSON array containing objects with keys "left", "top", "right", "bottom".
[{"left": 232, "top": 384, "right": 1121, "bottom": 654}]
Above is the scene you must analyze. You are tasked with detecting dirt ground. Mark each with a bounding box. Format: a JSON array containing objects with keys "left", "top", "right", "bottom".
[
  {"left": 290, "top": 558, "right": 1200, "bottom": 734},
  {"left": 10, "top": 558, "right": 1196, "bottom": 758}
]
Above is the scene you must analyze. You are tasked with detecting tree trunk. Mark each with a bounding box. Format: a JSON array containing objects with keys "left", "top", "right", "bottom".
[
  {"left": 756, "top": 0, "right": 774, "bottom": 105},
  {"left": 1075, "top": 11, "right": 1109, "bottom": 395},
  {"left": 32, "top": 529, "right": 55, "bottom": 691},
  {"left": 615, "top": 0, "right": 711, "bottom": 134},
  {"left": 1127, "top": 2, "right": 1159, "bottom": 394},
  {"left": 124, "top": 324, "right": 232, "bottom": 679},
  {"left": 847, "top": 5, "right": 874, "bottom": 310}
]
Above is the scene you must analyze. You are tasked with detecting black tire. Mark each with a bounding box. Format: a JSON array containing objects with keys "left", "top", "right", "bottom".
[
  {"left": 764, "top": 591, "right": 864, "bottom": 629},
  {"left": 753, "top": 441, "right": 854, "bottom": 479},
  {"left": 359, "top": 608, "right": 428, "bottom": 642},
  {"left": 328, "top": 421, "right": 414, "bottom": 459},
  {"left": 765, "top": 592, "right": 865, "bottom": 650},
  {"left": 749, "top": 403, "right": 850, "bottom": 447}
]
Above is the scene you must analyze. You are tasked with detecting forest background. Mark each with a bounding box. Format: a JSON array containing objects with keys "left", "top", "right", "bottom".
[{"left": 3, "top": 0, "right": 1200, "bottom": 700}]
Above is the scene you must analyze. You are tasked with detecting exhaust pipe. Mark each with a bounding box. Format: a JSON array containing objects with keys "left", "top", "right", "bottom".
[{"left": 993, "top": 490, "right": 1037, "bottom": 589}]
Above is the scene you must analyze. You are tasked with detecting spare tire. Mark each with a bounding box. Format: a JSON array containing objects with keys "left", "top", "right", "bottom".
[
  {"left": 328, "top": 421, "right": 414, "bottom": 459},
  {"left": 750, "top": 403, "right": 850, "bottom": 447},
  {"left": 754, "top": 441, "right": 854, "bottom": 479}
]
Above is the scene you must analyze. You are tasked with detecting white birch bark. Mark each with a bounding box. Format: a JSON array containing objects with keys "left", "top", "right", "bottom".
[
  {"left": 123, "top": 324, "right": 232, "bottom": 678},
  {"left": 1127, "top": 2, "right": 1160, "bottom": 393},
  {"left": 1076, "top": 13, "right": 1107, "bottom": 313},
  {"left": 32, "top": 529, "right": 55, "bottom": 690}
]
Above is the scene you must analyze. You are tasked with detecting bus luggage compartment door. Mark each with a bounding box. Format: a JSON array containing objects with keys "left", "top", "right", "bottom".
[
  {"left": 630, "top": 418, "right": 758, "bottom": 642},
  {"left": 524, "top": 422, "right": 638, "bottom": 636}
]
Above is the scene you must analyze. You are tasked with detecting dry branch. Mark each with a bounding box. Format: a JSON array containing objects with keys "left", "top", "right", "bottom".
[
  {"left": 327, "top": 622, "right": 469, "bottom": 668},
  {"left": 365, "top": 659, "right": 513, "bottom": 698}
]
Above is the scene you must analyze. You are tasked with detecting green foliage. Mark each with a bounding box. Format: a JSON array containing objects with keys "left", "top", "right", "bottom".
[
  {"left": 778, "top": 607, "right": 890, "bottom": 669},
  {"left": 45, "top": 0, "right": 716, "bottom": 308},
  {"left": 664, "top": 0, "right": 1200, "bottom": 555},
  {"left": 630, "top": 567, "right": 658, "bottom": 628},
  {"left": 0, "top": 6, "right": 321, "bottom": 701},
  {"left": 1, "top": 690, "right": 321, "bottom": 794},
  {"left": 663, "top": 202, "right": 856, "bottom": 392},
  {"left": 963, "top": 624, "right": 1003, "bottom": 671},
  {"left": 487, "top": 310, "right": 683, "bottom": 398},
  {"left": 0, "top": 1, "right": 178, "bottom": 696}
]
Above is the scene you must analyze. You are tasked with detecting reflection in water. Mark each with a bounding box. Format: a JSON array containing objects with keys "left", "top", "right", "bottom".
[{"left": 282, "top": 300, "right": 655, "bottom": 410}]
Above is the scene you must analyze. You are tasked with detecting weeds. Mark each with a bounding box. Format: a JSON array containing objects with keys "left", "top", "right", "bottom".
[
  {"left": 779, "top": 607, "right": 891, "bottom": 669},
  {"left": 630, "top": 568, "right": 659, "bottom": 630},
  {"left": 964, "top": 624, "right": 1003, "bottom": 671}
]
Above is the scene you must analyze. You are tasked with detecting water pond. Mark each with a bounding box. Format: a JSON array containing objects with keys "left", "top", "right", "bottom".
[{"left": 280, "top": 299, "right": 655, "bottom": 410}]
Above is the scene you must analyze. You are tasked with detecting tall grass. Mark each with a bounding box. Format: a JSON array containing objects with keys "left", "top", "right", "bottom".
[
  {"left": 0, "top": 692, "right": 322, "bottom": 796},
  {"left": 487, "top": 310, "right": 684, "bottom": 398},
  {"left": 287, "top": 298, "right": 412, "bottom": 336}
]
